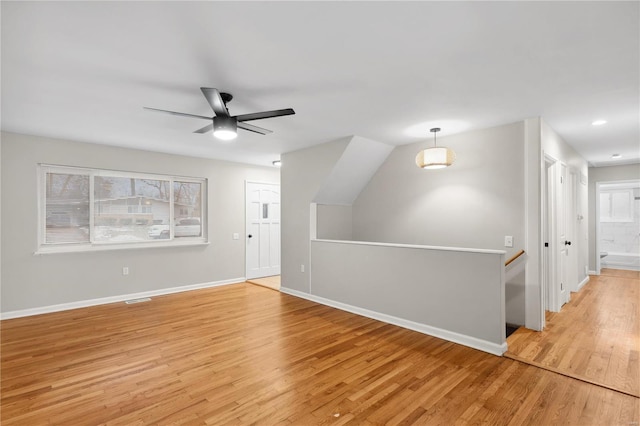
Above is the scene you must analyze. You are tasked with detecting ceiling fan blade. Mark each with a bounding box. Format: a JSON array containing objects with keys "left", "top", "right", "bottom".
[
  {"left": 193, "top": 123, "right": 213, "bottom": 134},
  {"left": 235, "top": 108, "right": 295, "bottom": 122},
  {"left": 143, "top": 107, "right": 211, "bottom": 120},
  {"left": 200, "top": 88, "right": 229, "bottom": 117},
  {"left": 237, "top": 122, "right": 273, "bottom": 135}
]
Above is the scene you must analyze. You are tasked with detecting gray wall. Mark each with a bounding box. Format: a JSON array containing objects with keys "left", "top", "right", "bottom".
[
  {"left": 505, "top": 269, "right": 525, "bottom": 325},
  {"left": 350, "top": 121, "right": 527, "bottom": 327},
  {"left": 1, "top": 132, "right": 279, "bottom": 313},
  {"left": 282, "top": 123, "right": 529, "bottom": 331},
  {"left": 352, "top": 121, "right": 526, "bottom": 258},
  {"left": 310, "top": 240, "right": 506, "bottom": 350},
  {"left": 588, "top": 163, "right": 640, "bottom": 271},
  {"left": 281, "top": 138, "right": 350, "bottom": 293},
  {"left": 316, "top": 204, "right": 353, "bottom": 240}
]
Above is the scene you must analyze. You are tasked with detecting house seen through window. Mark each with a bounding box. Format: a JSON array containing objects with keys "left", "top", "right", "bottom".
[{"left": 41, "top": 165, "right": 206, "bottom": 250}]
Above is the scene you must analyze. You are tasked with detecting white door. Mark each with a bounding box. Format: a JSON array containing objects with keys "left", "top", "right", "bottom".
[
  {"left": 246, "top": 182, "right": 281, "bottom": 280},
  {"left": 558, "top": 164, "right": 569, "bottom": 306}
]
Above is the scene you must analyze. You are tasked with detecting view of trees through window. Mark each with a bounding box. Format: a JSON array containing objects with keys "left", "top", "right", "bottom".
[
  {"left": 173, "top": 181, "right": 202, "bottom": 238},
  {"left": 42, "top": 166, "right": 205, "bottom": 247}
]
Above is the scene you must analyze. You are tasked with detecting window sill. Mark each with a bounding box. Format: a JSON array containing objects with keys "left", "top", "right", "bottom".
[{"left": 34, "top": 239, "right": 210, "bottom": 255}]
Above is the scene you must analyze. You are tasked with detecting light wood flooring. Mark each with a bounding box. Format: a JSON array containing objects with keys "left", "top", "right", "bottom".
[
  {"left": 506, "top": 268, "right": 639, "bottom": 397},
  {"left": 247, "top": 275, "right": 281, "bottom": 291},
  {"left": 2, "top": 282, "right": 638, "bottom": 425}
]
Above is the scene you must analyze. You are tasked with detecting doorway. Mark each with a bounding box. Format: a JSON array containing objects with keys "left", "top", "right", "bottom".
[
  {"left": 245, "top": 182, "right": 281, "bottom": 284},
  {"left": 543, "top": 157, "right": 577, "bottom": 313},
  {"left": 596, "top": 179, "right": 640, "bottom": 273}
]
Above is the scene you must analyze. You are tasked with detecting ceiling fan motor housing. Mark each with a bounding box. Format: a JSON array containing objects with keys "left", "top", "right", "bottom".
[
  {"left": 213, "top": 116, "right": 237, "bottom": 140},
  {"left": 220, "top": 92, "right": 233, "bottom": 104}
]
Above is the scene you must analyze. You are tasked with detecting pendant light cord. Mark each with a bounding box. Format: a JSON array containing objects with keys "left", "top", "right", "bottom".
[{"left": 430, "top": 127, "right": 440, "bottom": 148}]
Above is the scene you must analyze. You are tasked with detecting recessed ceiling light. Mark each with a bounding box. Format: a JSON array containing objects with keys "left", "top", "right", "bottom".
[
  {"left": 272, "top": 160, "right": 282, "bottom": 167},
  {"left": 611, "top": 154, "right": 622, "bottom": 159},
  {"left": 591, "top": 119, "right": 607, "bottom": 126}
]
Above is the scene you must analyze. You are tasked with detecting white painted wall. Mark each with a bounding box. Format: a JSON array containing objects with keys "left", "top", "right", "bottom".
[
  {"left": 588, "top": 163, "right": 640, "bottom": 271},
  {"left": 0, "top": 132, "right": 279, "bottom": 314},
  {"left": 524, "top": 117, "right": 543, "bottom": 330}
]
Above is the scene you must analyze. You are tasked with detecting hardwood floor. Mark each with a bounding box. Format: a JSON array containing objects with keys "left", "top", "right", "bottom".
[
  {"left": 2, "top": 283, "right": 638, "bottom": 425},
  {"left": 506, "top": 268, "right": 639, "bottom": 397},
  {"left": 247, "top": 275, "right": 281, "bottom": 291}
]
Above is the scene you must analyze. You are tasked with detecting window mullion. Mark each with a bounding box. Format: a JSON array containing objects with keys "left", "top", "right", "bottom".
[
  {"left": 37, "top": 166, "right": 47, "bottom": 246},
  {"left": 169, "top": 179, "right": 175, "bottom": 240},
  {"left": 89, "top": 172, "right": 95, "bottom": 243}
]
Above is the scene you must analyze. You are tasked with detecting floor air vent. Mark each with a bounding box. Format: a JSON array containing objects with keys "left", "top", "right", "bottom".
[{"left": 125, "top": 297, "right": 152, "bottom": 304}]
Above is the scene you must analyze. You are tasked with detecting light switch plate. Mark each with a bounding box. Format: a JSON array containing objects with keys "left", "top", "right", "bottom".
[{"left": 504, "top": 236, "right": 513, "bottom": 248}]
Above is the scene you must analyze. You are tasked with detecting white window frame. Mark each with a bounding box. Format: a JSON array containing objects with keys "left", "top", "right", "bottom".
[
  {"left": 37, "top": 164, "right": 208, "bottom": 254},
  {"left": 600, "top": 189, "right": 634, "bottom": 223}
]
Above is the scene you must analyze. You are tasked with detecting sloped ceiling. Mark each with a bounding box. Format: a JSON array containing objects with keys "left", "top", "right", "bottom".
[
  {"left": 314, "top": 136, "right": 394, "bottom": 206},
  {"left": 1, "top": 2, "right": 638, "bottom": 167}
]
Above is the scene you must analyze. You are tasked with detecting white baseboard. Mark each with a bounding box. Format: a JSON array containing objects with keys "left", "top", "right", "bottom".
[
  {"left": 280, "top": 287, "right": 508, "bottom": 357},
  {"left": 0, "top": 277, "right": 245, "bottom": 320},
  {"left": 588, "top": 270, "right": 598, "bottom": 276},
  {"left": 576, "top": 276, "right": 590, "bottom": 292}
]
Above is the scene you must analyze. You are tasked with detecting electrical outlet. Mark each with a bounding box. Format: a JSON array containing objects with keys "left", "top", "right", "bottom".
[
  {"left": 300, "top": 264, "right": 305, "bottom": 273},
  {"left": 504, "top": 236, "right": 513, "bottom": 248},
  {"left": 122, "top": 267, "right": 129, "bottom": 276}
]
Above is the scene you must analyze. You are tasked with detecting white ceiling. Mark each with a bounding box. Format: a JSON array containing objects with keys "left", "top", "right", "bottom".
[{"left": 2, "top": 2, "right": 638, "bottom": 168}]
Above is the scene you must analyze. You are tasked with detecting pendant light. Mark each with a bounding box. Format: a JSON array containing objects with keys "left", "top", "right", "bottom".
[{"left": 415, "top": 127, "right": 456, "bottom": 169}]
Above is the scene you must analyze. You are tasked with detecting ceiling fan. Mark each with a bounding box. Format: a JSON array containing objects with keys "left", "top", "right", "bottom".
[{"left": 144, "top": 88, "right": 295, "bottom": 141}]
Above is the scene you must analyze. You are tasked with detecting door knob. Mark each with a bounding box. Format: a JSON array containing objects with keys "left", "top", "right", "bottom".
[
  {"left": 564, "top": 241, "right": 571, "bottom": 246},
  {"left": 248, "top": 234, "right": 253, "bottom": 238}
]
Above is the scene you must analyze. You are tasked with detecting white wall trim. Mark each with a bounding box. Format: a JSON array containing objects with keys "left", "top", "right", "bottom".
[
  {"left": 588, "top": 270, "right": 599, "bottom": 276},
  {"left": 0, "top": 277, "right": 245, "bottom": 320},
  {"left": 312, "top": 238, "right": 505, "bottom": 255},
  {"left": 280, "top": 287, "right": 508, "bottom": 357},
  {"left": 576, "top": 275, "right": 590, "bottom": 292}
]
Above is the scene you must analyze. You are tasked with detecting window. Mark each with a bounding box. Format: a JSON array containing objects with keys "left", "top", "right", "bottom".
[
  {"left": 45, "top": 171, "right": 90, "bottom": 244},
  {"left": 173, "top": 181, "right": 203, "bottom": 238},
  {"left": 600, "top": 190, "right": 634, "bottom": 222},
  {"left": 39, "top": 165, "right": 207, "bottom": 252}
]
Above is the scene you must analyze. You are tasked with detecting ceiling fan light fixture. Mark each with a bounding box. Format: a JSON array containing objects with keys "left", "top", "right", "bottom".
[
  {"left": 213, "top": 116, "right": 238, "bottom": 140},
  {"left": 415, "top": 127, "right": 456, "bottom": 169}
]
